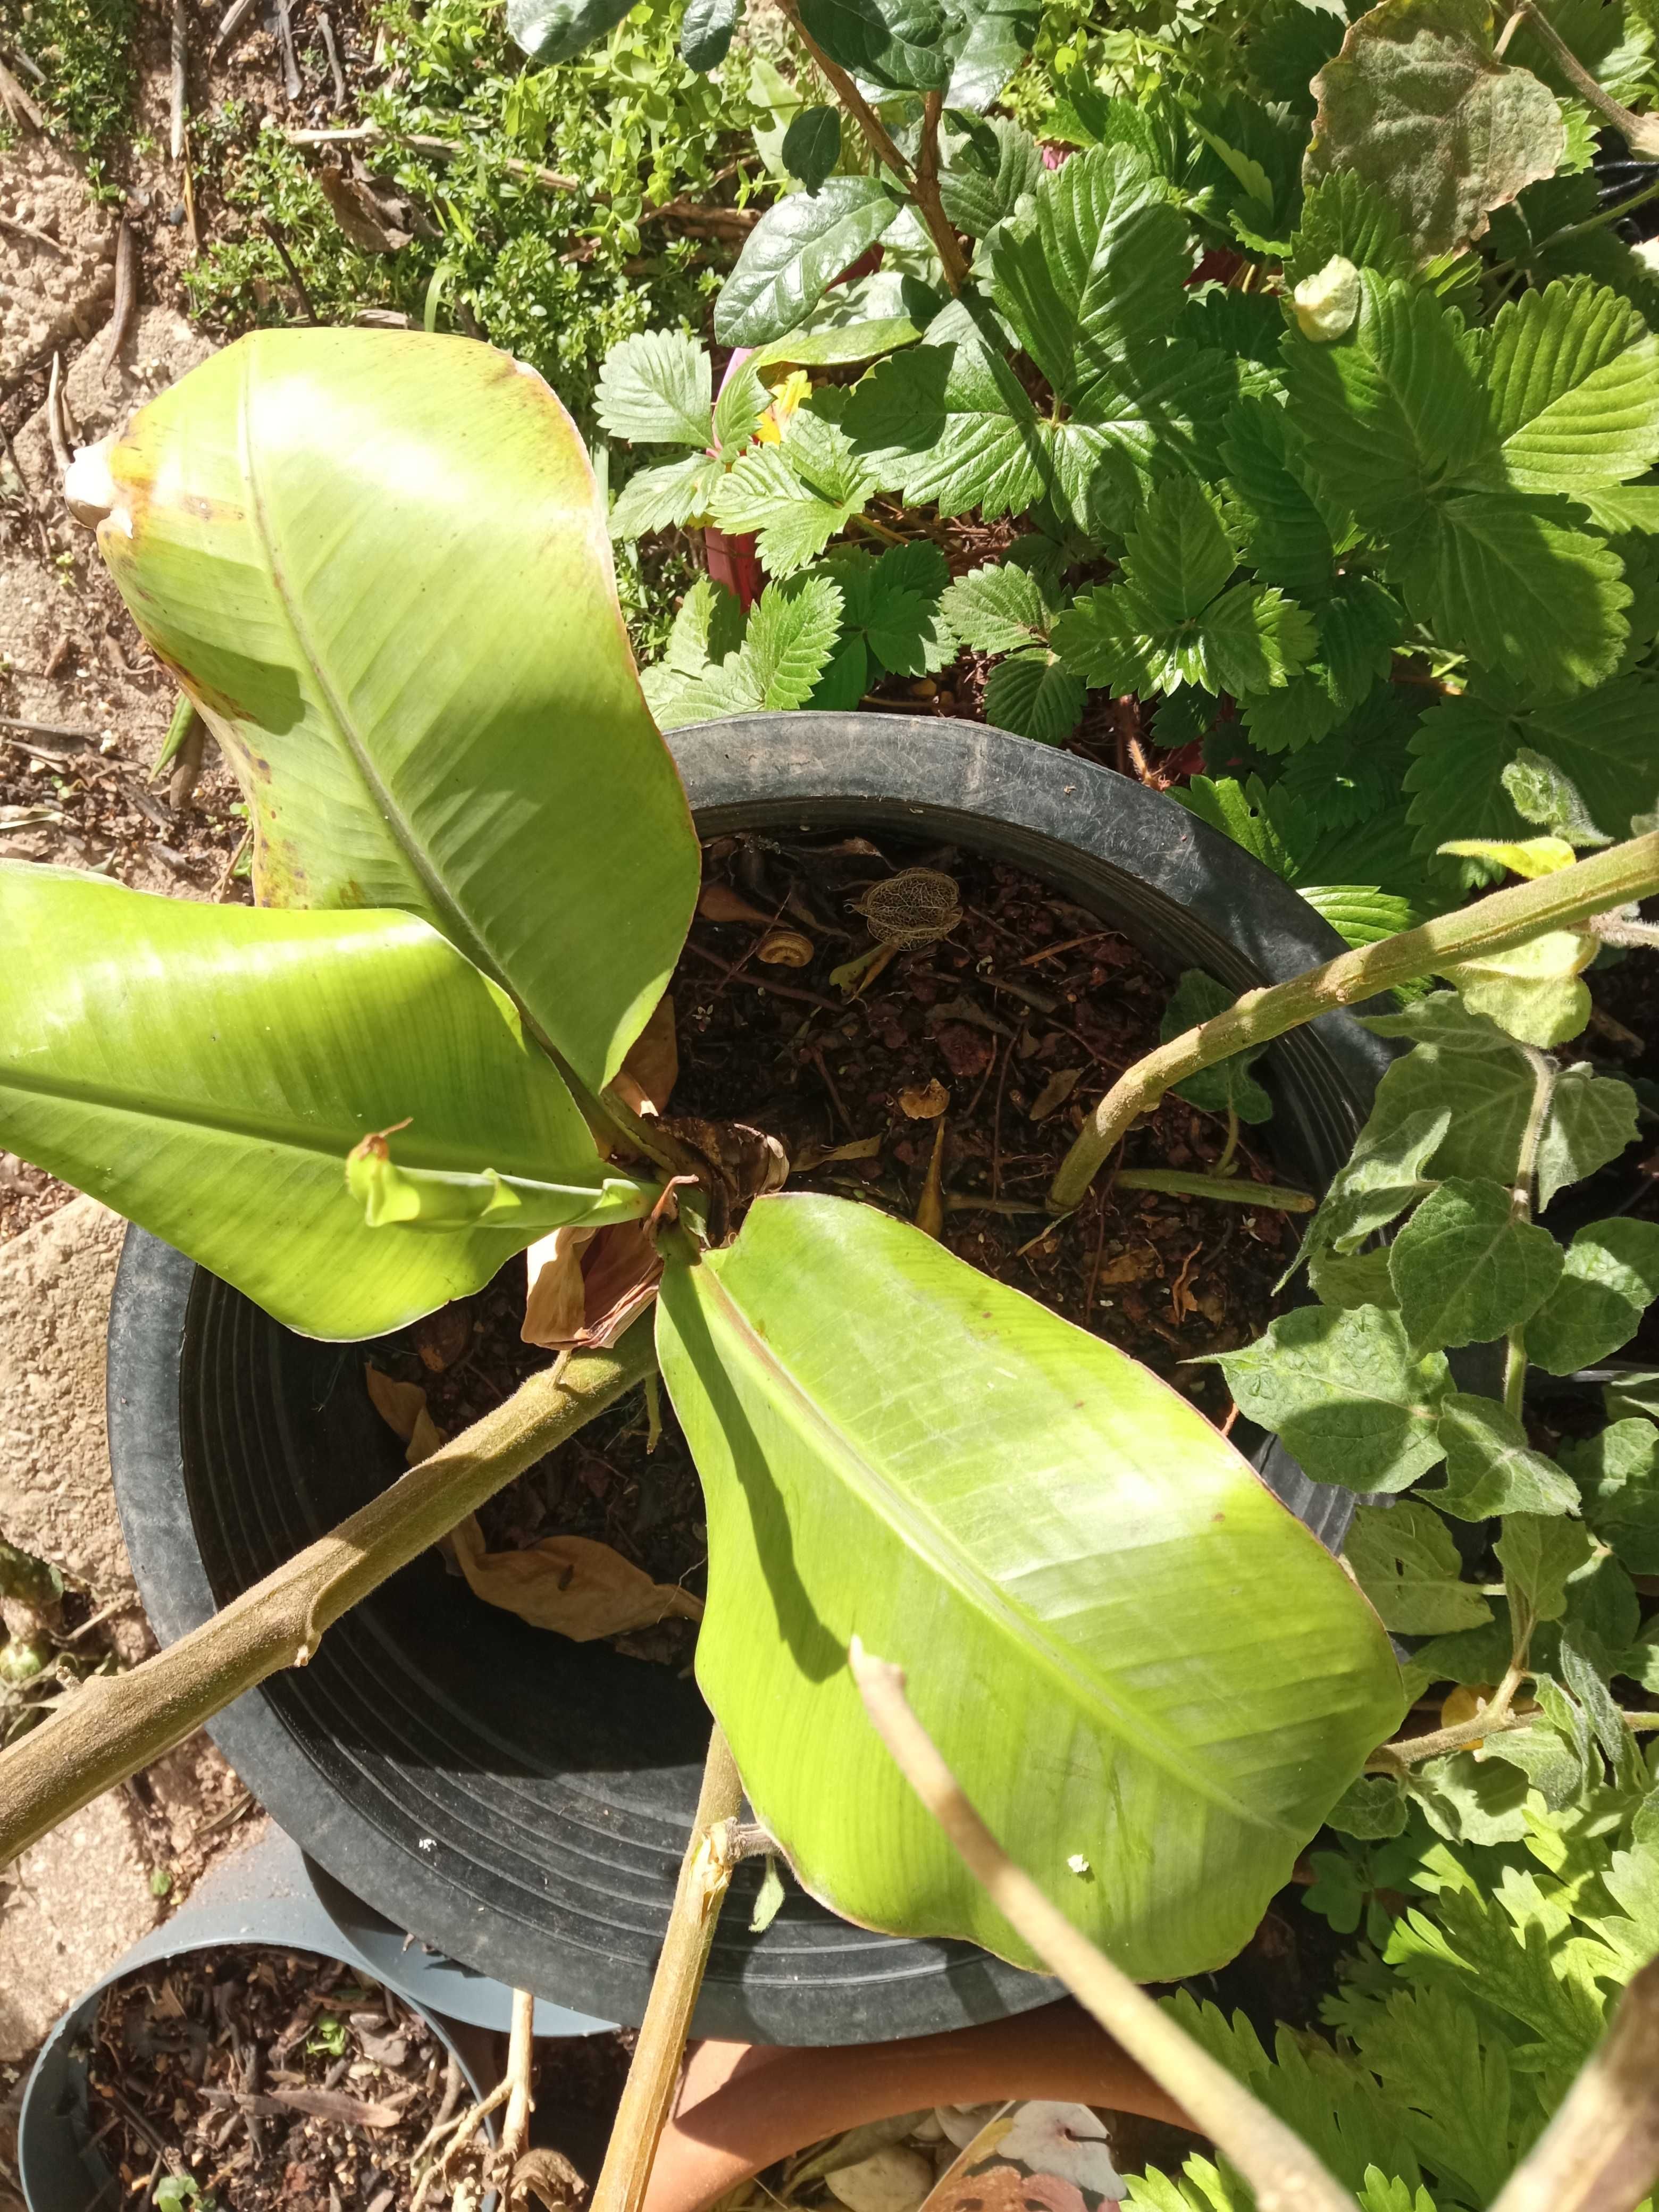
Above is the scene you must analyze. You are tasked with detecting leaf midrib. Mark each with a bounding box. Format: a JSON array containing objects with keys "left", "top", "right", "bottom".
[
  {"left": 239, "top": 347, "right": 505, "bottom": 991},
  {"left": 698, "top": 1256, "right": 1300, "bottom": 1840}
]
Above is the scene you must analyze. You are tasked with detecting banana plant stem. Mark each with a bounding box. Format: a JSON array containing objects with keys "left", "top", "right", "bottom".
[
  {"left": 0, "top": 1319, "right": 658, "bottom": 1870},
  {"left": 590, "top": 1725, "right": 745, "bottom": 2212},
  {"left": 1049, "top": 832, "right": 1659, "bottom": 1213}
]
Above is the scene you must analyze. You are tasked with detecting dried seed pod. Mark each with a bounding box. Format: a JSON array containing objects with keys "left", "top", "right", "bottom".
[
  {"left": 852, "top": 867, "right": 961, "bottom": 948},
  {"left": 756, "top": 927, "right": 815, "bottom": 967}
]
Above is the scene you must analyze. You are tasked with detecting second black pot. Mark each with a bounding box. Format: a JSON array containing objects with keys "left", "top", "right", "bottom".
[{"left": 108, "top": 714, "right": 1393, "bottom": 2046}]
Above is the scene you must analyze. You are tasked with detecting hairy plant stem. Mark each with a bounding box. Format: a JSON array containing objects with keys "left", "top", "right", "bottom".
[
  {"left": 1049, "top": 832, "right": 1659, "bottom": 1211},
  {"left": 850, "top": 1640, "right": 1355, "bottom": 2212},
  {"left": 590, "top": 1726, "right": 744, "bottom": 2212},
  {"left": 1503, "top": 1045, "right": 1556, "bottom": 1421},
  {"left": 1367, "top": 1699, "right": 1659, "bottom": 1772},
  {"left": 775, "top": 0, "right": 912, "bottom": 182},
  {"left": 0, "top": 1320, "right": 657, "bottom": 1869}
]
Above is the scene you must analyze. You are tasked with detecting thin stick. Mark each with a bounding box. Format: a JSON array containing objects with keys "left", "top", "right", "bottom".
[
  {"left": 275, "top": 0, "right": 302, "bottom": 100},
  {"left": 849, "top": 1642, "right": 1355, "bottom": 2212},
  {"left": 1498, "top": 3, "right": 1659, "bottom": 155},
  {"left": 317, "top": 10, "right": 347, "bottom": 108},
  {"left": 1050, "top": 831, "right": 1659, "bottom": 1210},
  {"left": 1, "top": 714, "right": 98, "bottom": 745},
  {"left": 102, "top": 220, "right": 138, "bottom": 373},
  {"left": 773, "top": 0, "right": 913, "bottom": 188},
  {"left": 213, "top": 0, "right": 260, "bottom": 55},
  {"left": 261, "top": 216, "right": 317, "bottom": 321},
  {"left": 0, "top": 212, "right": 68, "bottom": 256},
  {"left": 0, "top": 54, "right": 45, "bottom": 130},
  {"left": 589, "top": 1727, "right": 744, "bottom": 2212},
  {"left": 169, "top": 0, "right": 187, "bottom": 161},
  {"left": 45, "top": 353, "right": 71, "bottom": 479},
  {"left": 1113, "top": 1168, "right": 1313, "bottom": 1213},
  {"left": 284, "top": 123, "right": 579, "bottom": 194},
  {"left": 0, "top": 1320, "right": 657, "bottom": 1869},
  {"left": 1486, "top": 1956, "right": 1659, "bottom": 2212}
]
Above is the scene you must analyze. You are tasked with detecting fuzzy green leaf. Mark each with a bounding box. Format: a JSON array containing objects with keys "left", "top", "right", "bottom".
[
  {"left": 1406, "top": 1752, "right": 1530, "bottom": 1845},
  {"left": 1347, "top": 1501, "right": 1493, "bottom": 1633},
  {"left": 1429, "top": 1393, "right": 1581, "bottom": 1520},
  {"left": 1160, "top": 967, "right": 1275, "bottom": 1122},
  {"left": 1212, "top": 1304, "right": 1453, "bottom": 1493},
  {"left": 1497, "top": 1511, "right": 1594, "bottom": 1629},
  {"left": 1440, "top": 927, "right": 1596, "bottom": 1048},
  {"left": 1305, "top": 0, "right": 1564, "bottom": 264},
  {"left": 594, "top": 328, "right": 711, "bottom": 447},
  {"left": 1293, "top": 1104, "right": 1452, "bottom": 1272},
  {"left": 1406, "top": 681, "right": 1659, "bottom": 880},
  {"left": 1527, "top": 1219, "right": 1659, "bottom": 1375},
  {"left": 1327, "top": 1774, "right": 1411, "bottom": 1840},
  {"left": 983, "top": 651, "right": 1086, "bottom": 745},
  {"left": 748, "top": 317, "right": 923, "bottom": 372},
  {"left": 1388, "top": 1176, "right": 1563, "bottom": 1351},
  {"left": 1562, "top": 1419, "right": 1659, "bottom": 1574},
  {"left": 1310, "top": 1247, "right": 1399, "bottom": 1311},
  {"left": 716, "top": 179, "right": 900, "bottom": 347}
]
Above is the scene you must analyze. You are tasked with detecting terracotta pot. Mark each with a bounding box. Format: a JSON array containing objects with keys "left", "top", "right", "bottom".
[{"left": 644, "top": 2001, "right": 1194, "bottom": 2212}]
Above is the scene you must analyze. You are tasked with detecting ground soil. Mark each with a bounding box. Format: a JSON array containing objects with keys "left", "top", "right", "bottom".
[{"left": 390, "top": 831, "right": 1304, "bottom": 1655}]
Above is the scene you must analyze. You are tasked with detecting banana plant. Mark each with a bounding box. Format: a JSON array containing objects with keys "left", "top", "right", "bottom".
[{"left": 2, "top": 329, "right": 1404, "bottom": 1980}]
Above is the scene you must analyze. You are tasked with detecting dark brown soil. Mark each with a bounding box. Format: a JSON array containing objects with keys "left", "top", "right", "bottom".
[
  {"left": 396, "top": 832, "right": 1302, "bottom": 1643},
  {"left": 86, "top": 1946, "right": 485, "bottom": 2211}
]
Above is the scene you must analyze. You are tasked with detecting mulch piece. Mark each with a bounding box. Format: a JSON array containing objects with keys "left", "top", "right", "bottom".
[
  {"left": 85, "top": 1946, "right": 486, "bottom": 2211},
  {"left": 398, "top": 833, "right": 1301, "bottom": 1649}
]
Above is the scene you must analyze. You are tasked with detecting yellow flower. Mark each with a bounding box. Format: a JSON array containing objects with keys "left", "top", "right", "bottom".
[{"left": 755, "top": 368, "right": 811, "bottom": 443}]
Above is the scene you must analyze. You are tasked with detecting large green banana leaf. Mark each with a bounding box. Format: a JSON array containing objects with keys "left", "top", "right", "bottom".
[
  {"left": 0, "top": 864, "right": 652, "bottom": 1338},
  {"left": 656, "top": 1194, "right": 1403, "bottom": 1979},
  {"left": 96, "top": 329, "right": 698, "bottom": 1092}
]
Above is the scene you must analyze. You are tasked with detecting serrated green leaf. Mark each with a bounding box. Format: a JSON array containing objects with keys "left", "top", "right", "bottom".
[
  {"left": 709, "top": 418, "right": 874, "bottom": 576},
  {"left": 939, "top": 560, "right": 1051, "bottom": 653},
  {"left": 798, "top": 0, "right": 954, "bottom": 91},
  {"left": 782, "top": 104, "right": 842, "bottom": 191},
  {"left": 735, "top": 572, "right": 846, "bottom": 706},
  {"left": 1212, "top": 1305, "right": 1453, "bottom": 1493},
  {"left": 1160, "top": 967, "right": 1275, "bottom": 1122},
  {"left": 506, "top": 0, "right": 631, "bottom": 63},
  {"left": 1305, "top": 0, "right": 1565, "bottom": 264},
  {"left": 1348, "top": 1501, "right": 1493, "bottom": 1633},
  {"left": 1388, "top": 1176, "right": 1563, "bottom": 1351},
  {"left": 983, "top": 650, "right": 1085, "bottom": 745},
  {"left": 1405, "top": 681, "right": 1659, "bottom": 881},
  {"left": 1429, "top": 1393, "right": 1581, "bottom": 1520},
  {"left": 1561, "top": 1418, "right": 1659, "bottom": 1573},
  {"left": 1286, "top": 170, "right": 1420, "bottom": 287},
  {"left": 716, "top": 179, "right": 900, "bottom": 347},
  {"left": 711, "top": 359, "right": 767, "bottom": 459},
  {"left": 843, "top": 301, "right": 1048, "bottom": 520},
  {"left": 1282, "top": 272, "right": 1499, "bottom": 541},
  {"left": 1221, "top": 395, "right": 1339, "bottom": 600},
  {"left": 983, "top": 143, "right": 1190, "bottom": 401},
  {"left": 1498, "top": 1511, "right": 1594, "bottom": 1629},
  {"left": 1298, "top": 883, "right": 1422, "bottom": 951},
  {"left": 1126, "top": 476, "right": 1238, "bottom": 622},
  {"left": 1473, "top": 276, "right": 1659, "bottom": 503},
  {"left": 664, "top": 575, "right": 746, "bottom": 678},
  {"left": 1392, "top": 490, "right": 1630, "bottom": 695},
  {"left": 1176, "top": 774, "right": 1295, "bottom": 876},
  {"left": 609, "top": 453, "right": 723, "bottom": 538},
  {"left": 940, "top": 115, "right": 1043, "bottom": 237},
  {"left": 681, "top": 0, "right": 739, "bottom": 69},
  {"left": 595, "top": 328, "right": 711, "bottom": 447},
  {"left": 1528, "top": 1219, "right": 1659, "bottom": 1375}
]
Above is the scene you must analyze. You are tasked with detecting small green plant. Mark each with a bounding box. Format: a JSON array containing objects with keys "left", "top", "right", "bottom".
[
  {"left": 0, "top": 0, "right": 139, "bottom": 186},
  {"left": 306, "top": 2011, "right": 349, "bottom": 2056}
]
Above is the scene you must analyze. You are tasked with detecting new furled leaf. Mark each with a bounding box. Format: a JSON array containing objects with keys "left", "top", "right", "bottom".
[{"left": 656, "top": 1194, "right": 1403, "bottom": 1978}]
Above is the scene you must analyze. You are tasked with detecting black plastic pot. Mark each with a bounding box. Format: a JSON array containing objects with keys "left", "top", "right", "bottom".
[
  {"left": 17, "top": 1826, "right": 495, "bottom": 2212},
  {"left": 108, "top": 714, "right": 1394, "bottom": 2047}
]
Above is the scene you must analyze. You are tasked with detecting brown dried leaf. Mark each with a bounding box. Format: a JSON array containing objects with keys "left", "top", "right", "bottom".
[
  {"left": 451, "top": 1516, "right": 703, "bottom": 1641},
  {"left": 416, "top": 1303, "right": 472, "bottom": 1373},
  {"left": 698, "top": 882, "right": 773, "bottom": 926},
  {"left": 610, "top": 991, "right": 678, "bottom": 1119},
  {"left": 364, "top": 1365, "right": 427, "bottom": 1444},
  {"left": 899, "top": 1079, "right": 950, "bottom": 1120},
  {"left": 271, "top": 2085, "right": 408, "bottom": 2129},
  {"left": 795, "top": 1133, "right": 885, "bottom": 1170},
  {"left": 513, "top": 2148, "right": 589, "bottom": 2211},
  {"left": 1027, "top": 1067, "right": 1082, "bottom": 1121},
  {"left": 316, "top": 164, "right": 415, "bottom": 253},
  {"left": 1098, "top": 1245, "right": 1160, "bottom": 1286}
]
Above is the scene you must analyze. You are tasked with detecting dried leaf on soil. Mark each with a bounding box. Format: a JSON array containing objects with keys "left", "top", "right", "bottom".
[{"left": 451, "top": 1514, "right": 703, "bottom": 1639}]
